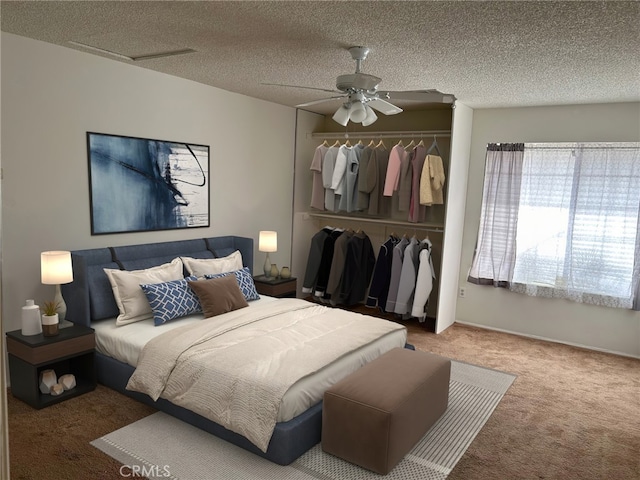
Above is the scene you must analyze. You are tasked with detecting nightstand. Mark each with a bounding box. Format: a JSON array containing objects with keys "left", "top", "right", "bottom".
[
  {"left": 6, "top": 324, "right": 96, "bottom": 409},
  {"left": 254, "top": 276, "right": 297, "bottom": 298}
]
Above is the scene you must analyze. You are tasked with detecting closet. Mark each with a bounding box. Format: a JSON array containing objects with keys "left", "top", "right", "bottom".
[{"left": 292, "top": 105, "right": 473, "bottom": 334}]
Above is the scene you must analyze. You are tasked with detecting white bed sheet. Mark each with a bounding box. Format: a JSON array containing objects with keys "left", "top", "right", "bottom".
[{"left": 94, "top": 296, "right": 407, "bottom": 422}]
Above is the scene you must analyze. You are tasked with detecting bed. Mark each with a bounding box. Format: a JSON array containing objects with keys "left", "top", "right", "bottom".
[{"left": 61, "top": 235, "right": 408, "bottom": 465}]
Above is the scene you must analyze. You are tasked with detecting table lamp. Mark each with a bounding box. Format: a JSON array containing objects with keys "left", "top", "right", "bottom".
[
  {"left": 41, "top": 251, "right": 74, "bottom": 321},
  {"left": 258, "top": 231, "right": 277, "bottom": 277}
]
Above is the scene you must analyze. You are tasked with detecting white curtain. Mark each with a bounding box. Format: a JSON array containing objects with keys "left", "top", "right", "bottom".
[
  {"left": 510, "top": 143, "right": 640, "bottom": 308},
  {"left": 467, "top": 143, "right": 524, "bottom": 287},
  {"left": 470, "top": 142, "right": 640, "bottom": 309}
]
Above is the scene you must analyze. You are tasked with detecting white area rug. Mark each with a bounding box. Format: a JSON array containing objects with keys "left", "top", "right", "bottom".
[{"left": 92, "top": 361, "right": 515, "bottom": 480}]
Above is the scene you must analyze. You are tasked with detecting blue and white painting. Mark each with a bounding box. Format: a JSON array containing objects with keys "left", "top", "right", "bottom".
[{"left": 87, "top": 132, "right": 209, "bottom": 235}]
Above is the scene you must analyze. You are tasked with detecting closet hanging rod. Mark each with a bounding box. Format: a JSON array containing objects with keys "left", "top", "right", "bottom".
[{"left": 308, "top": 130, "right": 451, "bottom": 140}]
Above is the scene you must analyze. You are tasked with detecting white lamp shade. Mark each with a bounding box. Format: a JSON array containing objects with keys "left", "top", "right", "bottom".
[
  {"left": 332, "top": 105, "right": 351, "bottom": 126},
  {"left": 362, "top": 105, "right": 378, "bottom": 126},
  {"left": 349, "top": 101, "right": 367, "bottom": 123},
  {"left": 41, "top": 251, "right": 73, "bottom": 285},
  {"left": 258, "top": 231, "right": 277, "bottom": 253}
]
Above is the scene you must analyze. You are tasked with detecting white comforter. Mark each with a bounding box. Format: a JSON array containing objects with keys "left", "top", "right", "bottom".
[{"left": 126, "top": 298, "right": 406, "bottom": 452}]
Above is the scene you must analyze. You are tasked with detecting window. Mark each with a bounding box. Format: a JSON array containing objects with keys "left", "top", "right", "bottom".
[{"left": 469, "top": 142, "right": 640, "bottom": 309}]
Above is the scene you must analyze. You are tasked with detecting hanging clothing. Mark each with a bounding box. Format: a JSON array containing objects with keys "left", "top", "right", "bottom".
[
  {"left": 397, "top": 148, "right": 413, "bottom": 212},
  {"left": 325, "top": 229, "right": 354, "bottom": 300},
  {"left": 301, "top": 227, "right": 332, "bottom": 294},
  {"left": 383, "top": 144, "right": 407, "bottom": 196},
  {"left": 339, "top": 231, "right": 376, "bottom": 306},
  {"left": 331, "top": 144, "right": 351, "bottom": 206},
  {"left": 310, "top": 143, "right": 328, "bottom": 210},
  {"left": 420, "top": 154, "right": 446, "bottom": 206},
  {"left": 411, "top": 239, "right": 436, "bottom": 321},
  {"left": 394, "top": 236, "right": 421, "bottom": 315},
  {"left": 313, "top": 228, "right": 344, "bottom": 297},
  {"left": 366, "top": 235, "right": 399, "bottom": 310},
  {"left": 322, "top": 146, "right": 340, "bottom": 211},
  {"left": 356, "top": 146, "right": 374, "bottom": 211},
  {"left": 366, "top": 145, "right": 390, "bottom": 216},
  {"left": 384, "top": 235, "right": 410, "bottom": 312},
  {"left": 340, "top": 143, "right": 365, "bottom": 212},
  {"left": 409, "top": 145, "right": 428, "bottom": 222}
]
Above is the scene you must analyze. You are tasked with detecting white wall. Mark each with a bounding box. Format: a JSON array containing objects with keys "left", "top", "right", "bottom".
[
  {"left": 0, "top": 33, "right": 297, "bottom": 334},
  {"left": 458, "top": 103, "right": 640, "bottom": 357}
]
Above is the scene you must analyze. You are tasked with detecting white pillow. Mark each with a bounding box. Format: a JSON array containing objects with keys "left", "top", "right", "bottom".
[
  {"left": 104, "top": 258, "right": 184, "bottom": 326},
  {"left": 181, "top": 250, "right": 243, "bottom": 277}
]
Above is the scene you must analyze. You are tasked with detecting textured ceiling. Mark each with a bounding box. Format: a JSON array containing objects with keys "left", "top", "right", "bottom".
[{"left": 2, "top": 1, "right": 639, "bottom": 114}]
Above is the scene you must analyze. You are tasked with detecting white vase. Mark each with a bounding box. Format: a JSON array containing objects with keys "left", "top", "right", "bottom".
[
  {"left": 21, "top": 299, "right": 42, "bottom": 336},
  {"left": 42, "top": 313, "right": 59, "bottom": 337},
  {"left": 280, "top": 266, "right": 291, "bottom": 279},
  {"left": 270, "top": 264, "right": 279, "bottom": 278}
]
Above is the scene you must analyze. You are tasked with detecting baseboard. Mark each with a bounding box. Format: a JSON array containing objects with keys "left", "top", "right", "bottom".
[{"left": 454, "top": 320, "right": 640, "bottom": 360}]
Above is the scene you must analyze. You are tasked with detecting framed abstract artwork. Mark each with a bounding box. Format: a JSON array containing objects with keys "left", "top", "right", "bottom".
[{"left": 87, "top": 132, "right": 210, "bottom": 235}]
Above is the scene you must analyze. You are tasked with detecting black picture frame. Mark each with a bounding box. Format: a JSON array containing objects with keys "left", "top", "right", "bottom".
[{"left": 87, "top": 132, "right": 210, "bottom": 235}]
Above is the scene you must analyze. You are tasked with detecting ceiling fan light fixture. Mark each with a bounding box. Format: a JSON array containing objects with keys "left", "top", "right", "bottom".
[
  {"left": 362, "top": 105, "right": 378, "bottom": 126},
  {"left": 349, "top": 101, "right": 367, "bottom": 123},
  {"left": 332, "top": 104, "right": 351, "bottom": 126}
]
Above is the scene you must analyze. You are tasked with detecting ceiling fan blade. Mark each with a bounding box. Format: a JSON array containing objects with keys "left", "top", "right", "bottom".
[
  {"left": 367, "top": 98, "right": 403, "bottom": 115},
  {"left": 261, "top": 83, "right": 341, "bottom": 94},
  {"left": 383, "top": 90, "right": 456, "bottom": 104},
  {"left": 296, "top": 95, "right": 347, "bottom": 108}
]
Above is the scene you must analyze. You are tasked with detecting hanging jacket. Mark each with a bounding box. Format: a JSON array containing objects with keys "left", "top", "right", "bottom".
[
  {"left": 411, "top": 239, "right": 436, "bottom": 321},
  {"left": 409, "top": 145, "right": 428, "bottom": 222},
  {"left": 394, "top": 236, "right": 421, "bottom": 315},
  {"left": 339, "top": 232, "right": 376, "bottom": 306},
  {"left": 384, "top": 235, "right": 410, "bottom": 312},
  {"left": 326, "top": 230, "right": 354, "bottom": 300},
  {"left": 302, "top": 228, "right": 332, "bottom": 293},
  {"left": 313, "top": 228, "right": 344, "bottom": 297},
  {"left": 366, "top": 235, "right": 399, "bottom": 310}
]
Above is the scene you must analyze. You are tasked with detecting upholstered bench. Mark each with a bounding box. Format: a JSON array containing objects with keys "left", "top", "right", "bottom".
[{"left": 321, "top": 347, "right": 451, "bottom": 474}]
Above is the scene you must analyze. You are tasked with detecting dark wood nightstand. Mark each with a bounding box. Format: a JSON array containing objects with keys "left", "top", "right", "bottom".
[
  {"left": 254, "top": 276, "right": 297, "bottom": 298},
  {"left": 6, "top": 324, "right": 96, "bottom": 409}
]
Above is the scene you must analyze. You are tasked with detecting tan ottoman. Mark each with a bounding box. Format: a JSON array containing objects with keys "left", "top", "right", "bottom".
[{"left": 321, "top": 347, "right": 451, "bottom": 474}]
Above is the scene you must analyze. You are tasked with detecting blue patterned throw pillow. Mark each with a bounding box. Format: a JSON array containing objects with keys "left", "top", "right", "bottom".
[
  {"left": 205, "top": 267, "right": 260, "bottom": 301},
  {"left": 141, "top": 276, "right": 202, "bottom": 326}
]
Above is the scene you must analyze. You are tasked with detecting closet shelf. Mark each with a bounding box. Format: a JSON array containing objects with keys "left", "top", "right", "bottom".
[
  {"left": 309, "top": 129, "right": 451, "bottom": 140},
  {"left": 306, "top": 212, "right": 444, "bottom": 232}
]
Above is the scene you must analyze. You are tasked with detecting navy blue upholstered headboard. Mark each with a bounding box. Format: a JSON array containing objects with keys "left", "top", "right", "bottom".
[{"left": 61, "top": 236, "right": 254, "bottom": 327}]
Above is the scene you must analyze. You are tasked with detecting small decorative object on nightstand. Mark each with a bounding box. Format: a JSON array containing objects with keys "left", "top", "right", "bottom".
[
  {"left": 280, "top": 266, "right": 291, "bottom": 279},
  {"left": 6, "top": 324, "right": 96, "bottom": 409},
  {"left": 21, "top": 299, "right": 42, "bottom": 336},
  {"left": 254, "top": 275, "right": 297, "bottom": 298},
  {"left": 41, "top": 300, "right": 60, "bottom": 337}
]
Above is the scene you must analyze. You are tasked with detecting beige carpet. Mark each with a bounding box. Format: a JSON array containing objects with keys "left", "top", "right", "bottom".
[{"left": 8, "top": 322, "right": 640, "bottom": 480}]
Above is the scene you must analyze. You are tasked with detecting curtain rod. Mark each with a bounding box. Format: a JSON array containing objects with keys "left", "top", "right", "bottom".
[{"left": 309, "top": 130, "right": 451, "bottom": 139}]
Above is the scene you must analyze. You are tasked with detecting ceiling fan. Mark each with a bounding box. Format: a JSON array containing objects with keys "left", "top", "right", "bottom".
[{"left": 265, "top": 46, "right": 455, "bottom": 126}]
